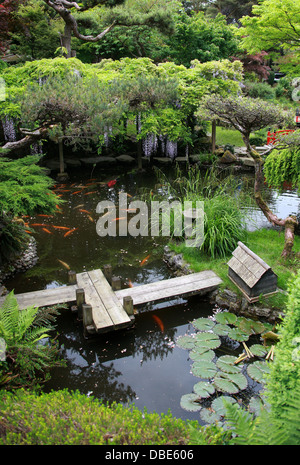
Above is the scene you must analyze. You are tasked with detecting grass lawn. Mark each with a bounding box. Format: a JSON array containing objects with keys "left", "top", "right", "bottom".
[
  {"left": 208, "top": 124, "right": 245, "bottom": 147},
  {"left": 169, "top": 228, "right": 300, "bottom": 310}
]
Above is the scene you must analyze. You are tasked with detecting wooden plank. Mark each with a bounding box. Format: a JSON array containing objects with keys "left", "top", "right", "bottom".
[
  {"left": 88, "top": 269, "right": 131, "bottom": 327},
  {"left": 0, "top": 285, "right": 78, "bottom": 310},
  {"left": 115, "top": 271, "right": 222, "bottom": 306},
  {"left": 76, "top": 272, "right": 114, "bottom": 331}
]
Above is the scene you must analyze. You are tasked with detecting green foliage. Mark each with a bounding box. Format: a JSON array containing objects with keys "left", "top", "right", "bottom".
[
  {"left": 0, "top": 389, "right": 194, "bottom": 445},
  {"left": 243, "top": 80, "right": 276, "bottom": 101},
  {"left": 0, "top": 156, "right": 58, "bottom": 217},
  {"left": 264, "top": 147, "right": 300, "bottom": 191},
  {"left": 0, "top": 293, "right": 63, "bottom": 389}
]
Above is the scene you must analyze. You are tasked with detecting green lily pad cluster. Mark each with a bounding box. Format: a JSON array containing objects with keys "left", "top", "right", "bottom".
[{"left": 177, "top": 311, "right": 272, "bottom": 424}]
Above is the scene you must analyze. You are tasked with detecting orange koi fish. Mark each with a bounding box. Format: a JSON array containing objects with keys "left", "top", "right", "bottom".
[
  {"left": 152, "top": 314, "right": 164, "bottom": 333},
  {"left": 31, "top": 223, "right": 47, "bottom": 227},
  {"left": 140, "top": 254, "right": 150, "bottom": 266},
  {"left": 37, "top": 214, "right": 53, "bottom": 218},
  {"left": 57, "top": 259, "right": 70, "bottom": 270},
  {"left": 56, "top": 205, "right": 62, "bottom": 210},
  {"left": 112, "top": 217, "right": 126, "bottom": 222},
  {"left": 79, "top": 209, "right": 91, "bottom": 214},
  {"left": 128, "top": 280, "right": 133, "bottom": 288},
  {"left": 42, "top": 228, "right": 52, "bottom": 234},
  {"left": 72, "top": 190, "right": 83, "bottom": 195},
  {"left": 52, "top": 226, "right": 71, "bottom": 230},
  {"left": 84, "top": 191, "right": 97, "bottom": 195},
  {"left": 64, "top": 228, "right": 78, "bottom": 237},
  {"left": 25, "top": 230, "right": 33, "bottom": 234}
]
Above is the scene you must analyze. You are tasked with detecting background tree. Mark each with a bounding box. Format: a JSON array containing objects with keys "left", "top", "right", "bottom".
[
  {"left": 192, "top": 0, "right": 258, "bottom": 23},
  {"left": 197, "top": 94, "right": 298, "bottom": 258}
]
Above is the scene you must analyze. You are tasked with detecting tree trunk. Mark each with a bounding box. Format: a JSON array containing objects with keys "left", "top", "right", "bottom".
[{"left": 61, "top": 23, "right": 72, "bottom": 58}]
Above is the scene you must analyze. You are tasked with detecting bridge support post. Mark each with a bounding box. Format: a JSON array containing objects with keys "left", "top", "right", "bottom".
[
  {"left": 68, "top": 270, "right": 77, "bottom": 284},
  {"left": 76, "top": 288, "right": 85, "bottom": 320},
  {"left": 82, "top": 303, "right": 95, "bottom": 335},
  {"left": 103, "top": 264, "right": 112, "bottom": 284},
  {"left": 123, "top": 296, "right": 134, "bottom": 316},
  {"left": 111, "top": 276, "right": 121, "bottom": 291}
]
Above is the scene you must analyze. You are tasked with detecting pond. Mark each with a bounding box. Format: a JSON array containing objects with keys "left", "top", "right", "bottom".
[{"left": 4, "top": 161, "right": 300, "bottom": 424}]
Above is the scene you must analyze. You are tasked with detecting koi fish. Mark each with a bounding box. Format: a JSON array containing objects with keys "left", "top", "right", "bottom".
[
  {"left": 42, "top": 228, "right": 52, "bottom": 234},
  {"left": 64, "top": 228, "right": 78, "bottom": 237},
  {"left": 152, "top": 315, "right": 164, "bottom": 333},
  {"left": 107, "top": 179, "right": 117, "bottom": 188},
  {"left": 128, "top": 280, "right": 133, "bottom": 288},
  {"left": 52, "top": 226, "right": 71, "bottom": 230},
  {"left": 84, "top": 191, "right": 97, "bottom": 195},
  {"left": 57, "top": 259, "right": 70, "bottom": 270},
  {"left": 140, "top": 254, "right": 150, "bottom": 266},
  {"left": 37, "top": 214, "right": 53, "bottom": 217},
  {"left": 87, "top": 215, "right": 94, "bottom": 222},
  {"left": 25, "top": 230, "right": 33, "bottom": 234},
  {"left": 79, "top": 209, "right": 91, "bottom": 214},
  {"left": 72, "top": 190, "right": 83, "bottom": 195},
  {"left": 31, "top": 223, "right": 47, "bottom": 227},
  {"left": 112, "top": 217, "right": 126, "bottom": 222},
  {"left": 73, "top": 204, "right": 84, "bottom": 209},
  {"left": 56, "top": 205, "right": 62, "bottom": 210}
]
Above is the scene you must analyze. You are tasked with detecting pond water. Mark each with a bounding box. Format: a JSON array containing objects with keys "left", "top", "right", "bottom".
[{"left": 4, "top": 162, "right": 300, "bottom": 424}]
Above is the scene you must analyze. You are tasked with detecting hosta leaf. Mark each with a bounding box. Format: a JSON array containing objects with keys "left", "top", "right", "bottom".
[
  {"left": 213, "top": 323, "right": 230, "bottom": 336},
  {"left": 194, "top": 332, "right": 221, "bottom": 350},
  {"left": 191, "top": 360, "right": 217, "bottom": 379},
  {"left": 193, "top": 381, "right": 215, "bottom": 398},
  {"left": 249, "top": 344, "right": 268, "bottom": 357},
  {"left": 228, "top": 327, "right": 249, "bottom": 342},
  {"left": 247, "top": 361, "right": 270, "bottom": 384},
  {"left": 192, "top": 317, "right": 215, "bottom": 332},
  {"left": 215, "top": 311, "right": 237, "bottom": 325},
  {"left": 189, "top": 349, "right": 215, "bottom": 362},
  {"left": 216, "top": 355, "right": 242, "bottom": 373},
  {"left": 180, "top": 393, "right": 201, "bottom": 412},
  {"left": 176, "top": 335, "right": 195, "bottom": 350}
]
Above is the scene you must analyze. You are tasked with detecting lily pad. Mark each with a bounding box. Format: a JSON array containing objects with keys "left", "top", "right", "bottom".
[
  {"left": 237, "top": 317, "right": 267, "bottom": 335},
  {"left": 193, "top": 381, "right": 215, "bottom": 398},
  {"left": 247, "top": 361, "right": 270, "bottom": 384},
  {"left": 200, "top": 396, "right": 237, "bottom": 424},
  {"left": 216, "top": 355, "right": 242, "bottom": 373},
  {"left": 189, "top": 349, "right": 215, "bottom": 362},
  {"left": 249, "top": 344, "right": 268, "bottom": 357},
  {"left": 176, "top": 335, "right": 195, "bottom": 350},
  {"left": 213, "top": 323, "right": 230, "bottom": 336},
  {"left": 192, "top": 317, "right": 215, "bottom": 332},
  {"left": 194, "top": 332, "right": 221, "bottom": 350},
  {"left": 214, "top": 372, "right": 247, "bottom": 393},
  {"left": 228, "top": 327, "right": 249, "bottom": 342},
  {"left": 215, "top": 311, "right": 237, "bottom": 325},
  {"left": 180, "top": 393, "right": 201, "bottom": 412},
  {"left": 191, "top": 360, "right": 218, "bottom": 379}
]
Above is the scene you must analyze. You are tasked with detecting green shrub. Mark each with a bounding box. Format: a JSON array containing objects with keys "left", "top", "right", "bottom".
[
  {"left": 244, "top": 81, "right": 276, "bottom": 100},
  {"left": 0, "top": 389, "right": 195, "bottom": 445}
]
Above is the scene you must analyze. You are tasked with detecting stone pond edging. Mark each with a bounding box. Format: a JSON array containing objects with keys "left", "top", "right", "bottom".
[{"left": 163, "top": 245, "right": 283, "bottom": 324}]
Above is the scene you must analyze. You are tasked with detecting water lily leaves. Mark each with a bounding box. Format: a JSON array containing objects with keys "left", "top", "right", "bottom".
[
  {"left": 249, "top": 344, "right": 268, "bottom": 357},
  {"left": 194, "top": 332, "right": 221, "bottom": 350},
  {"left": 216, "top": 355, "right": 242, "bottom": 373},
  {"left": 236, "top": 317, "right": 266, "bottom": 335},
  {"left": 191, "top": 360, "right": 218, "bottom": 379},
  {"left": 247, "top": 361, "right": 270, "bottom": 383},
  {"left": 213, "top": 323, "right": 231, "bottom": 336},
  {"left": 189, "top": 349, "right": 215, "bottom": 362},
  {"left": 193, "top": 381, "right": 215, "bottom": 398},
  {"left": 180, "top": 393, "right": 201, "bottom": 412},
  {"left": 192, "top": 317, "right": 215, "bottom": 332},
  {"left": 200, "top": 396, "right": 238, "bottom": 424},
  {"left": 176, "top": 335, "right": 195, "bottom": 350},
  {"left": 214, "top": 372, "right": 247, "bottom": 393},
  {"left": 215, "top": 311, "right": 237, "bottom": 325},
  {"left": 227, "top": 327, "right": 249, "bottom": 342}
]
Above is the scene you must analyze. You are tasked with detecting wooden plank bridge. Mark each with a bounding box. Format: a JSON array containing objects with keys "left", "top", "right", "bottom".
[{"left": 0, "top": 268, "right": 222, "bottom": 334}]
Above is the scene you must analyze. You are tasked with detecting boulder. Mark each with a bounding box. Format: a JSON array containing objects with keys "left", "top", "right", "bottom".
[
  {"left": 80, "top": 156, "right": 116, "bottom": 165},
  {"left": 239, "top": 156, "right": 255, "bottom": 167},
  {"left": 218, "top": 150, "right": 238, "bottom": 164},
  {"left": 116, "top": 154, "right": 135, "bottom": 163}
]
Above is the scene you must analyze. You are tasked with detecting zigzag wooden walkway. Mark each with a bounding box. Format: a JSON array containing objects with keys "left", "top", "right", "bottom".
[{"left": 0, "top": 268, "right": 222, "bottom": 334}]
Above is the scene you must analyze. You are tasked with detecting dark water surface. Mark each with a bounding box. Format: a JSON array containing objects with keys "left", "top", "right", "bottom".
[{"left": 4, "top": 163, "right": 300, "bottom": 423}]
